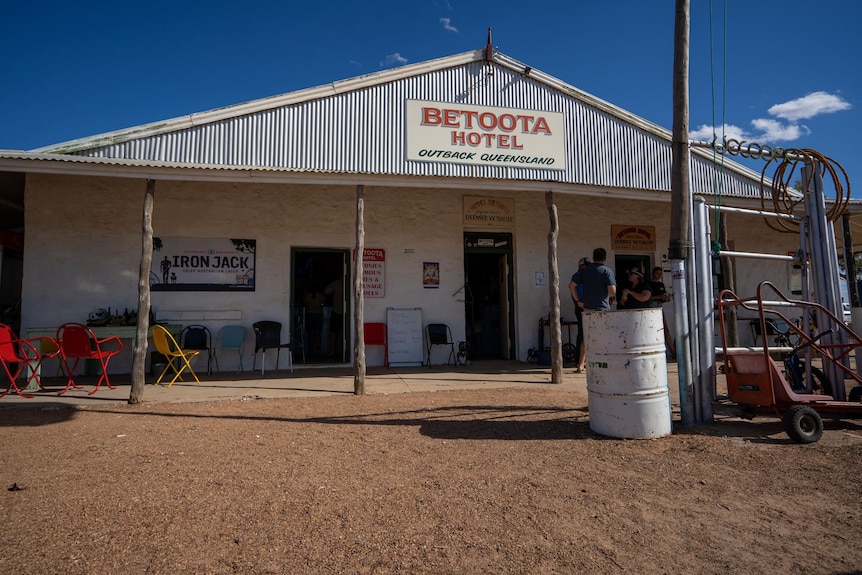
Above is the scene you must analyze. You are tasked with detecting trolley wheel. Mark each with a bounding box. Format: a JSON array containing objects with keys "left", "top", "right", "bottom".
[
  {"left": 562, "top": 343, "right": 577, "bottom": 362},
  {"left": 849, "top": 386, "right": 862, "bottom": 403},
  {"left": 782, "top": 405, "right": 823, "bottom": 444}
]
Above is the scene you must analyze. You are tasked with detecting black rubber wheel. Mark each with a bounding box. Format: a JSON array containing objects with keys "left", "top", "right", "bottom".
[
  {"left": 562, "top": 343, "right": 577, "bottom": 362},
  {"left": 849, "top": 386, "right": 862, "bottom": 403},
  {"left": 782, "top": 405, "right": 823, "bottom": 444}
]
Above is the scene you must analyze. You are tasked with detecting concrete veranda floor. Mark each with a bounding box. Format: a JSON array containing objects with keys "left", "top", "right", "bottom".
[{"left": 0, "top": 359, "right": 683, "bottom": 410}]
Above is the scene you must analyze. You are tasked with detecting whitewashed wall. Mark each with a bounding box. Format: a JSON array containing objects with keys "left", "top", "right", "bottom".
[{"left": 21, "top": 174, "right": 801, "bottom": 371}]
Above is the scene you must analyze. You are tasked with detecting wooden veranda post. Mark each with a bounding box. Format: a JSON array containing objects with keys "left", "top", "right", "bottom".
[
  {"left": 546, "top": 192, "right": 563, "bottom": 383},
  {"left": 670, "top": 0, "right": 695, "bottom": 425},
  {"left": 129, "top": 178, "right": 155, "bottom": 404},
  {"left": 353, "top": 185, "right": 366, "bottom": 395}
]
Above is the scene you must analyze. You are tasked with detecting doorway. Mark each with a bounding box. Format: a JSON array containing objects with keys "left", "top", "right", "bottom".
[
  {"left": 463, "top": 232, "right": 515, "bottom": 360},
  {"left": 291, "top": 248, "right": 350, "bottom": 365}
]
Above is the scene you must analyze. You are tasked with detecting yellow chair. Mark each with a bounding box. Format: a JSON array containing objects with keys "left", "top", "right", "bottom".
[{"left": 152, "top": 325, "right": 201, "bottom": 387}]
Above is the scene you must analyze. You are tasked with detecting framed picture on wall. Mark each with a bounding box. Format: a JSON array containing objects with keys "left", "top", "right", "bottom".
[{"left": 423, "top": 262, "right": 439, "bottom": 289}]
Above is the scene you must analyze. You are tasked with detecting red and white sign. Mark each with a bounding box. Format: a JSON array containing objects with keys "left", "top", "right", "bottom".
[
  {"left": 362, "top": 248, "right": 385, "bottom": 298},
  {"left": 406, "top": 100, "right": 565, "bottom": 170}
]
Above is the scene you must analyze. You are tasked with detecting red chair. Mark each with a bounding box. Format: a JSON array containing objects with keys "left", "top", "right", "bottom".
[
  {"left": 363, "top": 322, "right": 388, "bottom": 367},
  {"left": 0, "top": 324, "right": 60, "bottom": 398},
  {"left": 56, "top": 323, "right": 122, "bottom": 395}
]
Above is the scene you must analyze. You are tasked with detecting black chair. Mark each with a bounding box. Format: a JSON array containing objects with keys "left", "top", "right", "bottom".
[
  {"left": 750, "top": 317, "right": 795, "bottom": 347},
  {"left": 425, "top": 323, "right": 455, "bottom": 367},
  {"left": 252, "top": 321, "right": 293, "bottom": 374},
  {"left": 180, "top": 325, "right": 214, "bottom": 375}
]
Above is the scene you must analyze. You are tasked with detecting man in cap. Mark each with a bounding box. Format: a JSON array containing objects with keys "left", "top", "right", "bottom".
[
  {"left": 569, "top": 248, "right": 617, "bottom": 372},
  {"left": 619, "top": 269, "right": 652, "bottom": 309},
  {"left": 568, "top": 256, "right": 591, "bottom": 371}
]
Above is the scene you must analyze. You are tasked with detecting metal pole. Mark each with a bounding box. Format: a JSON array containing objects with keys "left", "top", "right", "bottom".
[
  {"left": 686, "top": 195, "right": 701, "bottom": 423},
  {"left": 804, "top": 163, "right": 847, "bottom": 399},
  {"left": 672, "top": 261, "right": 694, "bottom": 426},
  {"left": 714, "top": 251, "right": 795, "bottom": 262},
  {"left": 693, "top": 198, "right": 714, "bottom": 422},
  {"left": 709, "top": 204, "right": 800, "bottom": 221}
]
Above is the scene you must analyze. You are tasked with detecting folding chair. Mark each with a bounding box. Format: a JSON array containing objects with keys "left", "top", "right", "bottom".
[
  {"left": 425, "top": 323, "right": 455, "bottom": 367},
  {"left": 152, "top": 324, "right": 201, "bottom": 387},
  {"left": 0, "top": 324, "right": 60, "bottom": 398},
  {"left": 56, "top": 323, "right": 122, "bottom": 395}
]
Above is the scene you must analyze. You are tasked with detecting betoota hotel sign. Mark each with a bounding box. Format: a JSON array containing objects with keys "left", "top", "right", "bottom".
[{"left": 406, "top": 100, "right": 565, "bottom": 169}]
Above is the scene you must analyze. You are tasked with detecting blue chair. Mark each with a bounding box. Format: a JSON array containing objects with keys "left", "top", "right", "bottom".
[{"left": 215, "top": 325, "right": 246, "bottom": 373}]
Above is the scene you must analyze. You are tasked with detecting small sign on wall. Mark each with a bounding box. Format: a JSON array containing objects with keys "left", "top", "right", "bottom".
[
  {"left": 611, "top": 225, "right": 657, "bottom": 252},
  {"left": 463, "top": 196, "right": 516, "bottom": 228},
  {"left": 362, "top": 248, "right": 385, "bottom": 298}
]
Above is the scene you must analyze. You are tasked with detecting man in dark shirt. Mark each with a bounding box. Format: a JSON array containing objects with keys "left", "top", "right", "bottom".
[
  {"left": 619, "top": 269, "right": 652, "bottom": 309},
  {"left": 570, "top": 248, "right": 616, "bottom": 312},
  {"left": 569, "top": 247, "right": 617, "bottom": 373}
]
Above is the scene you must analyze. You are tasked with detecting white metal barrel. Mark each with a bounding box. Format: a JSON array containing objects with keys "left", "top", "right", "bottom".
[{"left": 585, "top": 308, "right": 672, "bottom": 439}]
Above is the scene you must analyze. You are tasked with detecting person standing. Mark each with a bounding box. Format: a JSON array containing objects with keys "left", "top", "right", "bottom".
[
  {"left": 324, "top": 276, "right": 345, "bottom": 358},
  {"left": 619, "top": 270, "right": 652, "bottom": 309},
  {"left": 568, "top": 256, "right": 590, "bottom": 372},
  {"left": 569, "top": 247, "right": 617, "bottom": 373},
  {"left": 303, "top": 282, "right": 327, "bottom": 355}
]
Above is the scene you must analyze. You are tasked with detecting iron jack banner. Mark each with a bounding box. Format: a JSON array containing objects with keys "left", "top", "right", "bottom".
[
  {"left": 151, "top": 237, "right": 256, "bottom": 291},
  {"left": 406, "top": 100, "right": 565, "bottom": 170}
]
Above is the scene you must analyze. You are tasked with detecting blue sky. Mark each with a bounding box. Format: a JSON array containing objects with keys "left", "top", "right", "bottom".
[{"left": 1, "top": 1, "right": 859, "bottom": 196}]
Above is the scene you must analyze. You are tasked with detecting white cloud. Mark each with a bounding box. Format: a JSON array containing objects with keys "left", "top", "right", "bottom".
[
  {"left": 768, "top": 91, "right": 851, "bottom": 122},
  {"left": 440, "top": 17, "right": 458, "bottom": 32},
  {"left": 689, "top": 123, "right": 747, "bottom": 142},
  {"left": 690, "top": 119, "right": 809, "bottom": 144},
  {"left": 750, "top": 118, "right": 810, "bottom": 141},
  {"left": 380, "top": 53, "right": 409, "bottom": 67},
  {"left": 691, "top": 90, "right": 850, "bottom": 145}
]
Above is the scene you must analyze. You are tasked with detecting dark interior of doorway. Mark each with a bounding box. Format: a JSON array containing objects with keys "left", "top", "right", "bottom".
[
  {"left": 464, "top": 232, "right": 514, "bottom": 360},
  {"left": 613, "top": 254, "right": 652, "bottom": 305},
  {"left": 292, "top": 249, "right": 349, "bottom": 365}
]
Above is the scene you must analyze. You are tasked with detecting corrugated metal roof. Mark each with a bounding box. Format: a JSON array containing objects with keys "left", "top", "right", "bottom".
[{"left": 26, "top": 48, "right": 767, "bottom": 198}]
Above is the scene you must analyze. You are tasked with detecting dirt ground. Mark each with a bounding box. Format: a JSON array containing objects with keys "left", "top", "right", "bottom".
[{"left": 1, "top": 385, "right": 861, "bottom": 575}]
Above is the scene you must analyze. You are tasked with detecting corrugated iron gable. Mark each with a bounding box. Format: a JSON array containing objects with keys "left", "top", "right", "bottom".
[{"left": 35, "top": 49, "right": 762, "bottom": 198}]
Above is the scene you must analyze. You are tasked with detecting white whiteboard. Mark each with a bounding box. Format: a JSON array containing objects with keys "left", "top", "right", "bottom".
[{"left": 386, "top": 308, "right": 423, "bottom": 366}]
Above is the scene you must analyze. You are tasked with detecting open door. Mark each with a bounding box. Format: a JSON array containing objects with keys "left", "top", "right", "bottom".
[
  {"left": 498, "top": 255, "right": 511, "bottom": 359},
  {"left": 291, "top": 248, "right": 350, "bottom": 365},
  {"left": 464, "top": 232, "right": 515, "bottom": 360}
]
